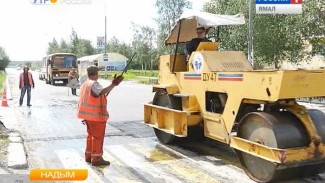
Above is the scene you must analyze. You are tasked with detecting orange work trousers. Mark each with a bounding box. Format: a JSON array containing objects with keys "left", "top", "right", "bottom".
[{"left": 85, "top": 121, "right": 106, "bottom": 163}]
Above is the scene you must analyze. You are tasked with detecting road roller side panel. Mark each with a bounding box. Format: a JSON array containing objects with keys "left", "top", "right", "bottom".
[
  {"left": 279, "top": 70, "right": 325, "bottom": 99},
  {"left": 144, "top": 89, "right": 202, "bottom": 140},
  {"left": 204, "top": 114, "right": 229, "bottom": 143},
  {"left": 231, "top": 136, "right": 325, "bottom": 163},
  {"left": 144, "top": 97, "right": 202, "bottom": 137},
  {"left": 144, "top": 104, "right": 202, "bottom": 137},
  {"left": 144, "top": 104, "right": 189, "bottom": 137}
]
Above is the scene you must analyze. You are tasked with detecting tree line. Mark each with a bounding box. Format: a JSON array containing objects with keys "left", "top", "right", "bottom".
[
  {"left": 46, "top": 0, "right": 192, "bottom": 70},
  {"left": 47, "top": 0, "right": 325, "bottom": 70},
  {"left": 0, "top": 46, "right": 10, "bottom": 70},
  {"left": 205, "top": 0, "right": 325, "bottom": 68}
]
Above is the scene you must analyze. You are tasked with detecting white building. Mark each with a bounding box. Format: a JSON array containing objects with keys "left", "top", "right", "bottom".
[
  {"left": 78, "top": 53, "right": 128, "bottom": 76},
  {"left": 281, "top": 55, "right": 325, "bottom": 70}
]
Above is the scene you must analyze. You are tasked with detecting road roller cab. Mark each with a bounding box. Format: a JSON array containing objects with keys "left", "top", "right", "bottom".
[{"left": 144, "top": 10, "right": 325, "bottom": 182}]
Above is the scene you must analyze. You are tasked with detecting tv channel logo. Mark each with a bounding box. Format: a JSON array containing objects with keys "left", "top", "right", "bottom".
[
  {"left": 30, "top": 0, "right": 92, "bottom": 5},
  {"left": 30, "top": 0, "right": 56, "bottom": 5},
  {"left": 256, "top": 0, "right": 302, "bottom": 14},
  {"left": 256, "top": 0, "right": 302, "bottom": 5}
]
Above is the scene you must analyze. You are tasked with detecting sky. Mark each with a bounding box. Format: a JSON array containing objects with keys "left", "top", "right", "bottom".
[{"left": 0, "top": 0, "right": 204, "bottom": 61}]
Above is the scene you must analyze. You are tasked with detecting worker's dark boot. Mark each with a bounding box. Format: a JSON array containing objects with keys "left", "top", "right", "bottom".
[{"left": 92, "top": 160, "right": 110, "bottom": 166}]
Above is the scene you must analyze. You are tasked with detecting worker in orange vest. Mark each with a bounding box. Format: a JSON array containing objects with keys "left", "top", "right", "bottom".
[
  {"left": 19, "top": 66, "right": 35, "bottom": 107},
  {"left": 77, "top": 65, "right": 123, "bottom": 166}
]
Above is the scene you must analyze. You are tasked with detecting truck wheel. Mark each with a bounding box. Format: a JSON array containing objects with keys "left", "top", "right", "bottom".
[
  {"left": 51, "top": 78, "right": 55, "bottom": 85},
  {"left": 152, "top": 89, "right": 181, "bottom": 144},
  {"left": 154, "top": 128, "right": 176, "bottom": 144}
]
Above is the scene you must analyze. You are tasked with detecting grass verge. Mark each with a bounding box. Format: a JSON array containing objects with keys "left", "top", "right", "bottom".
[
  {"left": 0, "top": 72, "right": 5, "bottom": 95},
  {"left": 98, "top": 70, "right": 158, "bottom": 84}
]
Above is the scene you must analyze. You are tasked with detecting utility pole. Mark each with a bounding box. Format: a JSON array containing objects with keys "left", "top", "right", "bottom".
[
  {"left": 103, "top": 0, "right": 109, "bottom": 74},
  {"left": 105, "top": 15, "right": 107, "bottom": 55},
  {"left": 248, "top": 0, "right": 254, "bottom": 66}
]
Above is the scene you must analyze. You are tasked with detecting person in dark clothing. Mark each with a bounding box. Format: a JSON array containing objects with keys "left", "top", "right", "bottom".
[
  {"left": 186, "top": 27, "right": 211, "bottom": 59},
  {"left": 19, "top": 66, "right": 35, "bottom": 107}
]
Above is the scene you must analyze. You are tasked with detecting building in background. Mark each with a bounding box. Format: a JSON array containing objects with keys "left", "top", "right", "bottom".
[
  {"left": 78, "top": 53, "right": 128, "bottom": 76},
  {"left": 281, "top": 55, "right": 325, "bottom": 70}
]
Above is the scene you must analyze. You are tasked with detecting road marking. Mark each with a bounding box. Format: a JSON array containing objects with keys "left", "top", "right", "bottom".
[
  {"left": 104, "top": 145, "right": 183, "bottom": 183},
  {"left": 96, "top": 150, "right": 143, "bottom": 183},
  {"left": 55, "top": 149, "right": 104, "bottom": 183},
  {"left": 156, "top": 143, "right": 254, "bottom": 183},
  {"left": 130, "top": 143, "right": 220, "bottom": 183}
]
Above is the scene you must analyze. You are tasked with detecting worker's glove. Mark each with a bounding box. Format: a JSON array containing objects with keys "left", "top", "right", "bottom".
[
  {"left": 33, "top": 85, "right": 35, "bottom": 88},
  {"left": 112, "top": 76, "right": 124, "bottom": 86}
]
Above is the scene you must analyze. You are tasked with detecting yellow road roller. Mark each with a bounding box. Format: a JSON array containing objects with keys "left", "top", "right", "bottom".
[{"left": 144, "top": 10, "right": 325, "bottom": 182}]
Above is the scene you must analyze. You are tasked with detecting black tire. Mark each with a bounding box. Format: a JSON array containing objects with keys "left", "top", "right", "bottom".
[
  {"left": 51, "top": 78, "right": 55, "bottom": 85},
  {"left": 186, "top": 125, "right": 204, "bottom": 141},
  {"left": 154, "top": 128, "right": 176, "bottom": 144},
  {"left": 152, "top": 89, "right": 181, "bottom": 144}
]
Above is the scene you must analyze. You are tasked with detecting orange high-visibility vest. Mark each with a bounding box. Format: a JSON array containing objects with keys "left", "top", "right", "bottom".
[
  {"left": 77, "top": 79, "right": 109, "bottom": 122},
  {"left": 20, "top": 72, "right": 33, "bottom": 88}
]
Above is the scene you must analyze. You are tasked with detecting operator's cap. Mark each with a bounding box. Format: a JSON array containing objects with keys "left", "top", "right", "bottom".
[
  {"left": 87, "top": 65, "right": 99, "bottom": 76},
  {"left": 24, "top": 65, "right": 29, "bottom": 70}
]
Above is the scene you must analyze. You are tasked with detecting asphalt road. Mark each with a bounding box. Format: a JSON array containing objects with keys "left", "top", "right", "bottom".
[{"left": 5, "top": 68, "right": 325, "bottom": 183}]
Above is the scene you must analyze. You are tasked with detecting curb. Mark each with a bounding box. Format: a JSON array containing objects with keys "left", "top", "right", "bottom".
[
  {"left": 7, "top": 132, "right": 28, "bottom": 169},
  {"left": 4, "top": 75, "right": 28, "bottom": 170},
  {"left": 5, "top": 77, "right": 12, "bottom": 100}
]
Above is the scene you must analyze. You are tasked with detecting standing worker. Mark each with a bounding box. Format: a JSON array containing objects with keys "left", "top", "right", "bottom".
[
  {"left": 19, "top": 66, "right": 35, "bottom": 107},
  {"left": 68, "top": 68, "right": 79, "bottom": 95},
  {"left": 77, "top": 65, "right": 123, "bottom": 166}
]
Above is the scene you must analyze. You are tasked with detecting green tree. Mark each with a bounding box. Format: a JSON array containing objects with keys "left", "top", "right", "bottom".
[
  {"left": 0, "top": 46, "right": 10, "bottom": 70},
  {"left": 309, "top": 38, "right": 325, "bottom": 56},
  {"left": 106, "top": 37, "right": 134, "bottom": 66},
  {"left": 59, "top": 39, "right": 71, "bottom": 53},
  {"left": 69, "top": 29, "right": 96, "bottom": 58},
  {"left": 204, "top": 0, "right": 325, "bottom": 68},
  {"left": 80, "top": 39, "right": 96, "bottom": 56},
  {"left": 107, "top": 37, "right": 125, "bottom": 53},
  {"left": 70, "top": 29, "right": 79, "bottom": 55},
  {"left": 131, "top": 24, "right": 158, "bottom": 70},
  {"left": 47, "top": 29, "right": 96, "bottom": 58},
  {"left": 155, "top": 0, "right": 192, "bottom": 55},
  {"left": 47, "top": 38, "right": 60, "bottom": 55}
]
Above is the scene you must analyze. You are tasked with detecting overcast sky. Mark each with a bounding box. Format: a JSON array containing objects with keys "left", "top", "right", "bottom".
[{"left": 0, "top": 0, "right": 204, "bottom": 61}]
